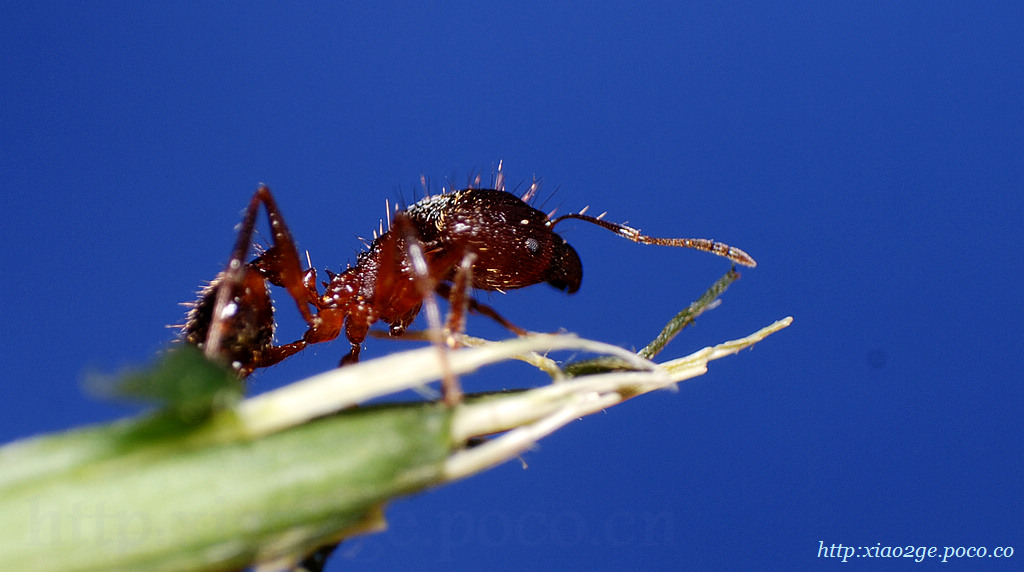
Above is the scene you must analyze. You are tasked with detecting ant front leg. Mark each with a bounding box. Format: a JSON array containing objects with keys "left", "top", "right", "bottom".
[
  {"left": 443, "top": 252, "right": 475, "bottom": 345},
  {"left": 434, "top": 282, "right": 529, "bottom": 337}
]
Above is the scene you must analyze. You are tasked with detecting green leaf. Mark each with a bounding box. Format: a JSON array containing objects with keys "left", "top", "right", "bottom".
[{"left": 89, "top": 345, "right": 244, "bottom": 423}]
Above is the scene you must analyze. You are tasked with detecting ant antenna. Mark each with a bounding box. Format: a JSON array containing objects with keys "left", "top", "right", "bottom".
[{"left": 550, "top": 213, "right": 757, "bottom": 267}]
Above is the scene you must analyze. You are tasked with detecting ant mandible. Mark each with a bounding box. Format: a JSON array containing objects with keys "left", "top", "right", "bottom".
[{"left": 181, "top": 174, "right": 756, "bottom": 403}]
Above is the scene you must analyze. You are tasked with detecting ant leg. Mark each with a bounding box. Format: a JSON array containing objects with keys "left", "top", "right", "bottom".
[
  {"left": 251, "top": 339, "right": 308, "bottom": 369},
  {"left": 246, "top": 186, "right": 318, "bottom": 322},
  {"left": 444, "top": 252, "right": 476, "bottom": 345},
  {"left": 191, "top": 186, "right": 322, "bottom": 374},
  {"left": 200, "top": 187, "right": 274, "bottom": 363},
  {"left": 242, "top": 186, "right": 355, "bottom": 368},
  {"left": 392, "top": 212, "right": 463, "bottom": 405},
  {"left": 339, "top": 308, "right": 367, "bottom": 366},
  {"left": 434, "top": 283, "right": 529, "bottom": 336},
  {"left": 549, "top": 213, "right": 757, "bottom": 267},
  {"left": 341, "top": 343, "right": 361, "bottom": 366}
]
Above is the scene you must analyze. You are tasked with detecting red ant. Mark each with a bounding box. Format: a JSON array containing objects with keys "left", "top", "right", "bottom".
[{"left": 181, "top": 175, "right": 756, "bottom": 403}]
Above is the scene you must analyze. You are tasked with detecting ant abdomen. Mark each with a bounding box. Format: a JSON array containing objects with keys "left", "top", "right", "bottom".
[{"left": 182, "top": 265, "right": 275, "bottom": 376}]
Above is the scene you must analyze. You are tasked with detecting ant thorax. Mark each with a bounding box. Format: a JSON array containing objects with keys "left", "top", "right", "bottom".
[{"left": 317, "top": 188, "right": 582, "bottom": 339}]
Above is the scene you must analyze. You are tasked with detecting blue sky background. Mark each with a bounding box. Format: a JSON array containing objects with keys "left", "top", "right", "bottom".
[{"left": 2, "top": 2, "right": 1021, "bottom": 570}]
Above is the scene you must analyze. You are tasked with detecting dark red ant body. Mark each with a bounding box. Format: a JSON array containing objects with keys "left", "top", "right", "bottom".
[
  {"left": 181, "top": 178, "right": 756, "bottom": 393},
  {"left": 181, "top": 178, "right": 755, "bottom": 572}
]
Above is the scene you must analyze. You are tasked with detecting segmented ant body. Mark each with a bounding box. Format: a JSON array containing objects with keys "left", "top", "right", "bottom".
[{"left": 181, "top": 178, "right": 756, "bottom": 390}]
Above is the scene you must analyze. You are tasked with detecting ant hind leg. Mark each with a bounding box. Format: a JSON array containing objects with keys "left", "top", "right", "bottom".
[
  {"left": 246, "top": 186, "right": 319, "bottom": 323},
  {"left": 187, "top": 185, "right": 320, "bottom": 375}
]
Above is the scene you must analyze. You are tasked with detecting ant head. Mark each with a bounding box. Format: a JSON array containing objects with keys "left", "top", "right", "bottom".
[{"left": 429, "top": 189, "right": 584, "bottom": 293}]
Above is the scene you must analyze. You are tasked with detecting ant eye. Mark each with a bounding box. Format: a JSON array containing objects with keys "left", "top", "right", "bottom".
[{"left": 525, "top": 237, "right": 540, "bottom": 254}]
